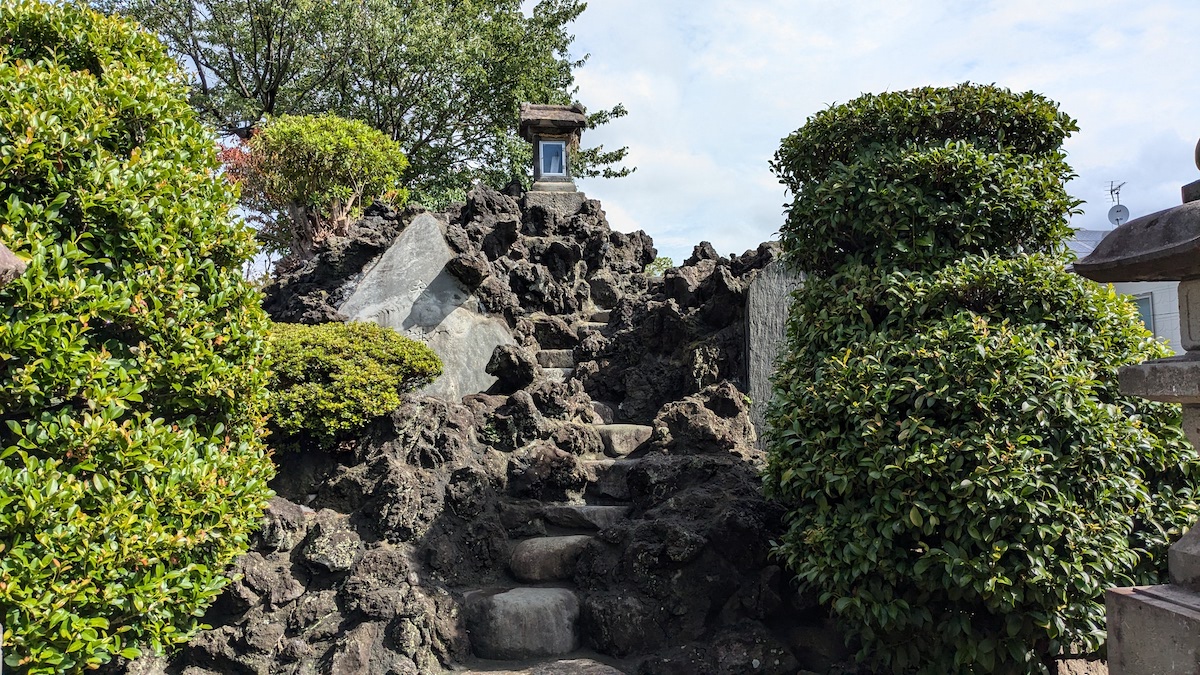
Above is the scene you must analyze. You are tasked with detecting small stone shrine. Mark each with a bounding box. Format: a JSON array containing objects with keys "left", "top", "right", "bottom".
[
  {"left": 1075, "top": 139, "right": 1200, "bottom": 674},
  {"left": 520, "top": 102, "right": 589, "bottom": 214}
]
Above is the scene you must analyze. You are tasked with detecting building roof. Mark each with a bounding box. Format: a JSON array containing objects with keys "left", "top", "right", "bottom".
[{"left": 1068, "top": 229, "right": 1109, "bottom": 259}]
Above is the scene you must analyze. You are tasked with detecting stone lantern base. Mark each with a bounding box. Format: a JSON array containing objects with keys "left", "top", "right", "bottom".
[
  {"left": 524, "top": 190, "right": 587, "bottom": 217},
  {"left": 1106, "top": 584, "right": 1200, "bottom": 673},
  {"left": 531, "top": 179, "right": 577, "bottom": 193}
]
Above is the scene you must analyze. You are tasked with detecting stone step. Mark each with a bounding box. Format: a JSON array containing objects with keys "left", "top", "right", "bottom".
[
  {"left": 591, "top": 401, "right": 616, "bottom": 425},
  {"left": 575, "top": 321, "right": 607, "bottom": 337},
  {"left": 463, "top": 587, "right": 580, "bottom": 660},
  {"left": 543, "top": 504, "right": 630, "bottom": 531},
  {"left": 537, "top": 349, "right": 575, "bottom": 369},
  {"left": 580, "top": 459, "right": 642, "bottom": 501},
  {"left": 459, "top": 658, "right": 627, "bottom": 674},
  {"left": 510, "top": 535, "right": 594, "bottom": 582},
  {"left": 595, "top": 424, "right": 653, "bottom": 457},
  {"left": 543, "top": 367, "right": 574, "bottom": 383},
  {"left": 590, "top": 309, "right": 611, "bottom": 323}
]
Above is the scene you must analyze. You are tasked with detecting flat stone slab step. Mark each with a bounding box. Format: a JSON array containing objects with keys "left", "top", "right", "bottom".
[
  {"left": 463, "top": 587, "right": 580, "bottom": 660},
  {"left": 543, "top": 504, "right": 630, "bottom": 531},
  {"left": 580, "top": 459, "right": 642, "bottom": 501},
  {"left": 596, "top": 424, "right": 654, "bottom": 457},
  {"left": 543, "top": 367, "right": 574, "bottom": 383},
  {"left": 536, "top": 349, "right": 575, "bottom": 369},
  {"left": 510, "top": 535, "right": 594, "bottom": 582},
  {"left": 459, "top": 659, "right": 626, "bottom": 674},
  {"left": 590, "top": 309, "right": 611, "bottom": 323},
  {"left": 575, "top": 321, "right": 607, "bottom": 336}
]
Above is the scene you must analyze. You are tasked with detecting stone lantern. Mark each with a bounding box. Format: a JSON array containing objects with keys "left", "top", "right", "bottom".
[
  {"left": 520, "top": 102, "right": 587, "bottom": 193},
  {"left": 1075, "top": 140, "right": 1200, "bottom": 674}
]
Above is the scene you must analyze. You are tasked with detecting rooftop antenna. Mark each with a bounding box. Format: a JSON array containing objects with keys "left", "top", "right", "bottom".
[{"left": 1108, "top": 181, "right": 1130, "bottom": 226}]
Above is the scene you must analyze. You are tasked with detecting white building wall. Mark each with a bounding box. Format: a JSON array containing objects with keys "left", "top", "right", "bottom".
[{"left": 1112, "top": 281, "right": 1181, "bottom": 355}]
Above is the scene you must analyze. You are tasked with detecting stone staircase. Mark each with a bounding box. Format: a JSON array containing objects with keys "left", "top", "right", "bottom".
[{"left": 461, "top": 310, "right": 653, "bottom": 671}]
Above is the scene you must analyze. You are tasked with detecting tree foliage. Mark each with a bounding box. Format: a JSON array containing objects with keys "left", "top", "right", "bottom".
[
  {"left": 764, "top": 84, "right": 1200, "bottom": 674},
  {"left": 645, "top": 255, "right": 674, "bottom": 277},
  {"left": 221, "top": 113, "right": 408, "bottom": 261},
  {"left": 0, "top": 1, "right": 275, "bottom": 671},
  {"left": 267, "top": 321, "right": 442, "bottom": 449},
  {"left": 99, "top": 0, "right": 633, "bottom": 206}
]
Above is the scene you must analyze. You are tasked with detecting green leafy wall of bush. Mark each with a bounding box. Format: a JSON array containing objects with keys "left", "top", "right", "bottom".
[
  {"left": 0, "top": 1, "right": 274, "bottom": 671},
  {"left": 268, "top": 321, "right": 442, "bottom": 448},
  {"left": 764, "top": 84, "right": 1200, "bottom": 673}
]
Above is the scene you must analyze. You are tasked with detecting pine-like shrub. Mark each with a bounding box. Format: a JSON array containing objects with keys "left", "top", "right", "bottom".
[
  {"left": 764, "top": 84, "right": 1200, "bottom": 674},
  {"left": 0, "top": 2, "right": 274, "bottom": 671},
  {"left": 221, "top": 113, "right": 409, "bottom": 261},
  {"left": 267, "top": 321, "right": 442, "bottom": 449}
]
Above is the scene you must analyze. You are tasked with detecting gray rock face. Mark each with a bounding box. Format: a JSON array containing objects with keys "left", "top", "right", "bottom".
[
  {"left": 460, "top": 660, "right": 627, "bottom": 675},
  {"left": 147, "top": 187, "right": 841, "bottom": 675},
  {"left": 0, "top": 241, "right": 26, "bottom": 288},
  {"left": 257, "top": 497, "right": 312, "bottom": 553},
  {"left": 509, "top": 535, "right": 594, "bottom": 582},
  {"left": 464, "top": 587, "right": 581, "bottom": 659},
  {"left": 302, "top": 511, "right": 362, "bottom": 572},
  {"left": 746, "top": 260, "right": 803, "bottom": 448},
  {"left": 597, "top": 424, "right": 654, "bottom": 457},
  {"left": 338, "top": 212, "right": 516, "bottom": 400},
  {"left": 537, "top": 348, "right": 576, "bottom": 368},
  {"left": 543, "top": 504, "right": 630, "bottom": 531},
  {"left": 652, "top": 382, "right": 756, "bottom": 457},
  {"left": 576, "top": 241, "right": 779, "bottom": 424}
]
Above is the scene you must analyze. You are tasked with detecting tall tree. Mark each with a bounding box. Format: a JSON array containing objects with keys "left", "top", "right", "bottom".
[{"left": 97, "top": 0, "right": 631, "bottom": 205}]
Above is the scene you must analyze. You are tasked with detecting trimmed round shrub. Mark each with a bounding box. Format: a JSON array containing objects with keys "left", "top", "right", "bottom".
[
  {"left": 0, "top": 2, "right": 274, "bottom": 671},
  {"left": 764, "top": 84, "right": 1200, "bottom": 674},
  {"left": 222, "top": 113, "right": 409, "bottom": 260},
  {"left": 268, "top": 321, "right": 442, "bottom": 448},
  {"left": 771, "top": 85, "right": 1080, "bottom": 276}
]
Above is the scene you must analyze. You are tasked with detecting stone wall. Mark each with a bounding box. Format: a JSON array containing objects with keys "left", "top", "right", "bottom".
[{"left": 745, "top": 260, "right": 803, "bottom": 448}]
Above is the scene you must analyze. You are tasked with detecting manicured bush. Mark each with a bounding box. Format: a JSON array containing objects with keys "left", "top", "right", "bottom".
[
  {"left": 267, "top": 321, "right": 442, "bottom": 448},
  {"left": 0, "top": 1, "right": 275, "bottom": 672},
  {"left": 764, "top": 84, "right": 1200, "bottom": 674},
  {"left": 221, "top": 113, "right": 408, "bottom": 261}
]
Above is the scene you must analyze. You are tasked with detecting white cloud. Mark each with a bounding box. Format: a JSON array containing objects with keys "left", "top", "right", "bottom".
[{"left": 567, "top": 0, "right": 1200, "bottom": 262}]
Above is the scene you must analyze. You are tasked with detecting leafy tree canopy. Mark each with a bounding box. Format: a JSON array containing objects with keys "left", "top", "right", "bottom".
[{"left": 97, "top": 0, "right": 633, "bottom": 206}]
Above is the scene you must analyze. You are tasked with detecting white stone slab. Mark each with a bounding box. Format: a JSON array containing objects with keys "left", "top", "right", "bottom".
[{"left": 338, "top": 213, "right": 515, "bottom": 400}]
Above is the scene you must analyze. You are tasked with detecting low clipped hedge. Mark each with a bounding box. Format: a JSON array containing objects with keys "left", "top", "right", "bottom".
[
  {"left": 0, "top": 1, "right": 274, "bottom": 671},
  {"left": 267, "top": 321, "right": 442, "bottom": 448}
]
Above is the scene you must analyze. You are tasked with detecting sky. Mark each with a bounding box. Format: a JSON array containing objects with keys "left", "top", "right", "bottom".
[{"left": 560, "top": 0, "right": 1200, "bottom": 264}]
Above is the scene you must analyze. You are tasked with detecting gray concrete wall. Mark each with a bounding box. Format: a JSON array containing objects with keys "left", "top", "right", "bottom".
[
  {"left": 338, "top": 213, "right": 515, "bottom": 400},
  {"left": 746, "top": 260, "right": 804, "bottom": 449}
]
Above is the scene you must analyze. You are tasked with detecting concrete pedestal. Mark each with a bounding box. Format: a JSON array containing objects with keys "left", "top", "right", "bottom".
[
  {"left": 1106, "top": 584, "right": 1200, "bottom": 674},
  {"left": 523, "top": 190, "right": 587, "bottom": 216}
]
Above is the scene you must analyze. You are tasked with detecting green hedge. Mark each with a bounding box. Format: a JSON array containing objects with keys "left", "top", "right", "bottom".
[
  {"left": 0, "top": 1, "right": 274, "bottom": 672},
  {"left": 268, "top": 321, "right": 442, "bottom": 448},
  {"left": 764, "top": 84, "right": 1200, "bottom": 674},
  {"left": 771, "top": 85, "right": 1079, "bottom": 276}
]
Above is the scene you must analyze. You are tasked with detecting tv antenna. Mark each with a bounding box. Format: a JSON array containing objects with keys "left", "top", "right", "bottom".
[
  {"left": 1107, "top": 181, "right": 1129, "bottom": 226},
  {"left": 1109, "top": 181, "right": 1126, "bottom": 204}
]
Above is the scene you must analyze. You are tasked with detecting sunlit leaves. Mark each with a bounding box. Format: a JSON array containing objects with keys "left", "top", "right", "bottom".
[
  {"left": 268, "top": 321, "right": 442, "bottom": 449},
  {"left": 0, "top": 3, "right": 274, "bottom": 671}
]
